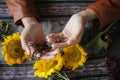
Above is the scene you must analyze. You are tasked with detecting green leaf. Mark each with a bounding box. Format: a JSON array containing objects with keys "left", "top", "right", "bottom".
[
  {"left": 0, "top": 20, "right": 14, "bottom": 42},
  {"left": 85, "top": 32, "right": 106, "bottom": 50},
  {"left": 85, "top": 17, "right": 120, "bottom": 51}
]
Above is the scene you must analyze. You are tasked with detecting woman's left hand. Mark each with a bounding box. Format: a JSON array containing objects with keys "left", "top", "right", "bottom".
[{"left": 46, "top": 9, "right": 97, "bottom": 51}]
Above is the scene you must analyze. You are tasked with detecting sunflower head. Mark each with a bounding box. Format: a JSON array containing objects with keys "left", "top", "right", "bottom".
[
  {"left": 63, "top": 44, "right": 87, "bottom": 70},
  {"left": 6, "top": 39, "right": 24, "bottom": 58},
  {"left": 1, "top": 32, "right": 29, "bottom": 65},
  {"left": 33, "top": 53, "right": 64, "bottom": 78}
]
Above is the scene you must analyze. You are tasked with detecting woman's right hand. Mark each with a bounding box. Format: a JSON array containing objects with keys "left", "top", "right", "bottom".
[
  {"left": 21, "top": 17, "right": 46, "bottom": 57},
  {"left": 21, "top": 17, "right": 59, "bottom": 59}
]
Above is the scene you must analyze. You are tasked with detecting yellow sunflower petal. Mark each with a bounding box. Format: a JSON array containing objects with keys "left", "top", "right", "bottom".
[
  {"left": 33, "top": 53, "right": 64, "bottom": 78},
  {"left": 63, "top": 44, "right": 87, "bottom": 70}
]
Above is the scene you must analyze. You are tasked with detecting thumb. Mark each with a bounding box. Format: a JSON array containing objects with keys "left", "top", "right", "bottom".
[
  {"left": 67, "top": 34, "right": 82, "bottom": 45},
  {"left": 67, "top": 29, "right": 84, "bottom": 45},
  {"left": 67, "top": 36, "right": 78, "bottom": 45},
  {"left": 21, "top": 39, "right": 31, "bottom": 55}
]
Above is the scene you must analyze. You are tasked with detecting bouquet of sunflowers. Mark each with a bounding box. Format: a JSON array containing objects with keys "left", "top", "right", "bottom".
[
  {"left": 1, "top": 32, "right": 87, "bottom": 80},
  {"left": 0, "top": 20, "right": 88, "bottom": 80},
  {"left": 1, "top": 17, "right": 117, "bottom": 79}
]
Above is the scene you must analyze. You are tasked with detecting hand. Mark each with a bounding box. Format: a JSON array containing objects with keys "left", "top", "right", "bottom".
[
  {"left": 21, "top": 17, "right": 46, "bottom": 56},
  {"left": 21, "top": 17, "right": 59, "bottom": 59},
  {"left": 46, "top": 9, "right": 97, "bottom": 50}
]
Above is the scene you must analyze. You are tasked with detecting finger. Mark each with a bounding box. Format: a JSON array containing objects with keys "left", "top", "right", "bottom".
[
  {"left": 47, "top": 33, "right": 67, "bottom": 43},
  {"left": 46, "top": 34, "right": 58, "bottom": 43},
  {"left": 40, "top": 54, "right": 55, "bottom": 60},
  {"left": 29, "top": 45, "right": 36, "bottom": 57},
  {"left": 67, "top": 36, "right": 79, "bottom": 45},
  {"left": 46, "top": 33, "right": 58, "bottom": 39},
  {"left": 46, "top": 49, "right": 59, "bottom": 55},
  {"left": 47, "top": 38, "right": 57, "bottom": 43},
  {"left": 21, "top": 37, "right": 32, "bottom": 55},
  {"left": 21, "top": 37, "right": 27, "bottom": 50},
  {"left": 35, "top": 49, "right": 59, "bottom": 59},
  {"left": 57, "top": 33, "right": 64, "bottom": 37},
  {"left": 25, "top": 46, "right": 31, "bottom": 55},
  {"left": 46, "top": 33, "right": 64, "bottom": 39},
  {"left": 62, "top": 38, "right": 68, "bottom": 42},
  {"left": 52, "top": 42, "right": 69, "bottom": 49},
  {"left": 47, "top": 37, "right": 67, "bottom": 43}
]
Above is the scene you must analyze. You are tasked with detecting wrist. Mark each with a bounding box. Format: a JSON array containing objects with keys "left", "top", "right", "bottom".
[
  {"left": 22, "top": 17, "right": 39, "bottom": 27},
  {"left": 76, "top": 9, "right": 97, "bottom": 23}
]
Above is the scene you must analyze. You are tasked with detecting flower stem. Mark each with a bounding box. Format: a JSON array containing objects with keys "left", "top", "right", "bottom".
[{"left": 55, "top": 71, "right": 70, "bottom": 80}]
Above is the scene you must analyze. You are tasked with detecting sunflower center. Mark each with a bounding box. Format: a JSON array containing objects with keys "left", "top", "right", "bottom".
[
  {"left": 69, "top": 48, "right": 82, "bottom": 62},
  {"left": 10, "top": 47, "right": 24, "bottom": 58},
  {"left": 15, "top": 48, "right": 20, "bottom": 53},
  {"left": 8, "top": 41, "right": 24, "bottom": 58}
]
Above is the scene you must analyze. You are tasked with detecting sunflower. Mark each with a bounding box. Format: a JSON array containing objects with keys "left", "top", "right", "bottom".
[
  {"left": 63, "top": 44, "right": 87, "bottom": 70},
  {"left": 33, "top": 53, "right": 64, "bottom": 78},
  {"left": 1, "top": 32, "right": 30, "bottom": 65}
]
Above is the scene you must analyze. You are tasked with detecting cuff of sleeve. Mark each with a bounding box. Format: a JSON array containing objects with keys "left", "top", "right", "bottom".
[
  {"left": 86, "top": 3, "right": 105, "bottom": 29},
  {"left": 86, "top": 0, "right": 120, "bottom": 29},
  {"left": 8, "top": 0, "right": 39, "bottom": 26}
]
